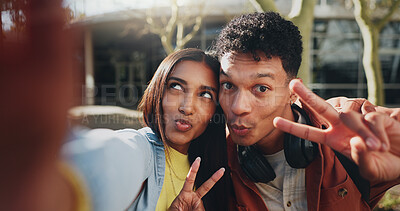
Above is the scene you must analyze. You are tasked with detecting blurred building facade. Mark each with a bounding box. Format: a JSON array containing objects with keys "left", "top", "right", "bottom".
[{"left": 68, "top": 0, "right": 400, "bottom": 108}]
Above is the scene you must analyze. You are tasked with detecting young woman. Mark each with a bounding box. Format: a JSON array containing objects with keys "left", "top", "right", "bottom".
[{"left": 63, "top": 48, "right": 230, "bottom": 211}]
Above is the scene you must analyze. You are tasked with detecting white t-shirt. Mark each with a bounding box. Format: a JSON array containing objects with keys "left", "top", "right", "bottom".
[{"left": 255, "top": 150, "right": 307, "bottom": 211}]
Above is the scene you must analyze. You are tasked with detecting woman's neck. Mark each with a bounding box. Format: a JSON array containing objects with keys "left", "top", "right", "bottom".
[{"left": 166, "top": 141, "right": 189, "bottom": 155}]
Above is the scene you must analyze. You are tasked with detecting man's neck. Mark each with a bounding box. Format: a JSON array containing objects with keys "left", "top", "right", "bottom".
[{"left": 255, "top": 105, "right": 295, "bottom": 155}]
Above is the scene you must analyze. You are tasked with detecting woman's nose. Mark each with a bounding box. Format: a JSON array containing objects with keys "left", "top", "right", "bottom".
[{"left": 178, "top": 94, "right": 195, "bottom": 116}]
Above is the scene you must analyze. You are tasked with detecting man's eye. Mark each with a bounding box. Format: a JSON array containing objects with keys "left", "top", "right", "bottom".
[
  {"left": 222, "top": 82, "right": 233, "bottom": 90},
  {"left": 255, "top": 85, "right": 268, "bottom": 93},
  {"left": 170, "top": 83, "right": 183, "bottom": 91},
  {"left": 201, "top": 92, "right": 213, "bottom": 99}
]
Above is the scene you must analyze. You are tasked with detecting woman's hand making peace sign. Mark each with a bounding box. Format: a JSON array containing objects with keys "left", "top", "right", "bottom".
[{"left": 168, "top": 157, "right": 225, "bottom": 211}]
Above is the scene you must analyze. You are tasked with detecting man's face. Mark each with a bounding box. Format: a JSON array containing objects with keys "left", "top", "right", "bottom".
[{"left": 219, "top": 52, "right": 294, "bottom": 149}]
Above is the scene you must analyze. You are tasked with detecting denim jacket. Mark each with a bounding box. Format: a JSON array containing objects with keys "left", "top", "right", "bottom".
[{"left": 63, "top": 127, "right": 166, "bottom": 211}]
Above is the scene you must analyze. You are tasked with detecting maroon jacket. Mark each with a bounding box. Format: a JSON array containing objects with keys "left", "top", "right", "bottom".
[{"left": 227, "top": 103, "right": 400, "bottom": 211}]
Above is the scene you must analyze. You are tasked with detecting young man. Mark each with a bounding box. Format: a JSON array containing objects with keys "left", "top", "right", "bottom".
[{"left": 214, "top": 12, "right": 400, "bottom": 210}]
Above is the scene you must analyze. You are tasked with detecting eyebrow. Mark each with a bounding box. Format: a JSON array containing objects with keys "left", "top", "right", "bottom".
[
  {"left": 200, "top": 85, "right": 217, "bottom": 93},
  {"left": 168, "top": 77, "right": 187, "bottom": 85},
  {"left": 169, "top": 77, "right": 217, "bottom": 93},
  {"left": 256, "top": 73, "right": 274, "bottom": 80},
  {"left": 219, "top": 70, "right": 274, "bottom": 80}
]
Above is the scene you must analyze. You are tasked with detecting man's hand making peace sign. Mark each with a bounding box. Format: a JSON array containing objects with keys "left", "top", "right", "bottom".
[{"left": 273, "top": 79, "right": 400, "bottom": 182}]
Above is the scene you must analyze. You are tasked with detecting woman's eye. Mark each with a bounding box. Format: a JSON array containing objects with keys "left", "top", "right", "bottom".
[
  {"left": 170, "top": 83, "right": 183, "bottom": 91},
  {"left": 222, "top": 82, "right": 233, "bottom": 90},
  {"left": 255, "top": 85, "right": 269, "bottom": 93},
  {"left": 201, "top": 92, "right": 213, "bottom": 99}
]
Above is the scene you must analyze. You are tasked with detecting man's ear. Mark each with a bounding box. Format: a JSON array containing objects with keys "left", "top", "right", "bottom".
[{"left": 289, "top": 77, "right": 299, "bottom": 104}]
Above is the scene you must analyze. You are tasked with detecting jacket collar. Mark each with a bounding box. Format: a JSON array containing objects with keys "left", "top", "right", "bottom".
[{"left": 138, "top": 127, "right": 164, "bottom": 146}]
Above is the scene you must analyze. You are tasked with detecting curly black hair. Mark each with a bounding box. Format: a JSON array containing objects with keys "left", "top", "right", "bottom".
[{"left": 214, "top": 12, "right": 303, "bottom": 78}]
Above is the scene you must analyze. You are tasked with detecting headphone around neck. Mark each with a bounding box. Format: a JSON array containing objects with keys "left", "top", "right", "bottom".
[{"left": 237, "top": 104, "right": 318, "bottom": 183}]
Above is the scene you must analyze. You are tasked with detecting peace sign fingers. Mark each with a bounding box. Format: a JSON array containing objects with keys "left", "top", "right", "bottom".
[
  {"left": 181, "top": 157, "right": 201, "bottom": 193},
  {"left": 290, "top": 79, "right": 340, "bottom": 125},
  {"left": 195, "top": 167, "right": 225, "bottom": 199},
  {"left": 169, "top": 157, "right": 225, "bottom": 211},
  {"left": 273, "top": 117, "right": 326, "bottom": 145},
  {"left": 182, "top": 157, "right": 225, "bottom": 198}
]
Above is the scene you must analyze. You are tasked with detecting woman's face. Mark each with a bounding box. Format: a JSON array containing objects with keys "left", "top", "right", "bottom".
[{"left": 162, "top": 60, "right": 218, "bottom": 154}]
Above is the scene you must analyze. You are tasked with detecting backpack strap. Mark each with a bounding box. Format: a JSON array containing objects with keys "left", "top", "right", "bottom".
[{"left": 334, "top": 150, "right": 370, "bottom": 203}]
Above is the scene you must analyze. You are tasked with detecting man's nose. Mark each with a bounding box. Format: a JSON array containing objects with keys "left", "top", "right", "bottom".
[{"left": 230, "top": 91, "right": 251, "bottom": 116}]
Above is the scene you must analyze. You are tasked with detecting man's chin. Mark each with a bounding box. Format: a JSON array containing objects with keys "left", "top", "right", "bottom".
[{"left": 230, "top": 134, "right": 258, "bottom": 146}]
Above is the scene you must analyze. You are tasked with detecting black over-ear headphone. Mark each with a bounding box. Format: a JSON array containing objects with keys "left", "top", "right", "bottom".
[{"left": 237, "top": 104, "right": 318, "bottom": 183}]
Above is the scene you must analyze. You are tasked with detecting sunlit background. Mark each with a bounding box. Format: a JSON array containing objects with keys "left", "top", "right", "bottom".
[
  {"left": 55, "top": 0, "right": 400, "bottom": 108},
  {"left": 2, "top": 0, "right": 399, "bottom": 109},
  {"left": 1, "top": 1, "right": 400, "bottom": 209}
]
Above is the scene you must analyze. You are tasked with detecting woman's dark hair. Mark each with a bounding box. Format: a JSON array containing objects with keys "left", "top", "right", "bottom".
[
  {"left": 188, "top": 105, "right": 231, "bottom": 211},
  {"left": 138, "top": 48, "right": 231, "bottom": 210}
]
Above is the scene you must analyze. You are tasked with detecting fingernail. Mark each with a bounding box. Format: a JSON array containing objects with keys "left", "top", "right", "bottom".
[
  {"left": 366, "top": 137, "right": 379, "bottom": 150},
  {"left": 196, "top": 157, "right": 201, "bottom": 162},
  {"left": 220, "top": 167, "right": 225, "bottom": 172},
  {"left": 364, "top": 105, "right": 375, "bottom": 113},
  {"left": 381, "top": 143, "right": 389, "bottom": 151}
]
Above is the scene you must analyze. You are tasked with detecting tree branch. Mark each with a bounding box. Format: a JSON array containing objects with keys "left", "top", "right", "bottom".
[
  {"left": 288, "top": 0, "right": 316, "bottom": 20},
  {"left": 120, "top": 23, "right": 135, "bottom": 37},
  {"left": 176, "top": 22, "right": 184, "bottom": 47},
  {"left": 353, "top": 0, "right": 373, "bottom": 28},
  {"left": 376, "top": 0, "right": 400, "bottom": 31},
  {"left": 182, "top": 18, "right": 199, "bottom": 26},
  {"left": 145, "top": 16, "right": 164, "bottom": 35},
  {"left": 180, "top": 16, "right": 202, "bottom": 48},
  {"left": 254, "top": 0, "right": 277, "bottom": 12},
  {"left": 248, "top": 0, "right": 264, "bottom": 12},
  {"left": 161, "top": 34, "right": 174, "bottom": 54},
  {"left": 165, "top": 0, "right": 178, "bottom": 45},
  {"left": 177, "top": 0, "right": 205, "bottom": 50}
]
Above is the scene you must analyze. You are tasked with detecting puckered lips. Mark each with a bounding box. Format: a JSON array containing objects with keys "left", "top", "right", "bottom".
[
  {"left": 175, "top": 119, "right": 193, "bottom": 132},
  {"left": 230, "top": 124, "right": 250, "bottom": 136}
]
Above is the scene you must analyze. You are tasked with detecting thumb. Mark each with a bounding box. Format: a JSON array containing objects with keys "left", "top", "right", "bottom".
[
  {"left": 350, "top": 136, "right": 377, "bottom": 181},
  {"left": 361, "top": 100, "right": 377, "bottom": 114}
]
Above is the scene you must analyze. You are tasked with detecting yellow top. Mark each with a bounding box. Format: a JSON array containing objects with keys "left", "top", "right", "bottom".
[
  {"left": 58, "top": 162, "right": 91, "bottom": 211},
  {"left": 155, "top": 146, "right": 190, "bottom": 211}
]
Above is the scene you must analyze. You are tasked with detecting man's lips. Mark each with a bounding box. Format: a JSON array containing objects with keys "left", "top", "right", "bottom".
[
  {"left": 230, "top": 124, "right": 250, "bottom": 136},
  {"left": 175, "top": 119, "right": 192, "bottom": 132}
]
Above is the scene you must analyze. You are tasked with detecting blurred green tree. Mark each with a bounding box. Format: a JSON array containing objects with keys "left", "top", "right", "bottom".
[
  {"left": 350, "top": 0, "right": 400, "bottom": 105},
  {"left": 249, "top": 0, "right": 316, "bottom": 85}
]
